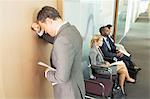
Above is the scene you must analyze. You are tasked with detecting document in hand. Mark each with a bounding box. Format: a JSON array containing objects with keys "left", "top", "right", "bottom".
[
  {"left": 110, "top": 61, "right": 123, "bottom": 66},
  {"left": 37, "top": 61, "right": 56, "bottom": 71},
  {"left": 38, "top": 61, "right": 57, "bottom": 86}
]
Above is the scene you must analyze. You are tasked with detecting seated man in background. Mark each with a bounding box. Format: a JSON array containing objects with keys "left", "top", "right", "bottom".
[
  {"left": 106, "top": 24, "right": 130, "bottom": 57},
  {"left": 99, "top": 26, "right": 141, "bottom": 76}
]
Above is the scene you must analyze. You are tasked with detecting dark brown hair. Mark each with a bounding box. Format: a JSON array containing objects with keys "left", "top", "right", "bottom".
[
  {"left": 106, "top": 24, "right": 112, "bottom": 29},
  {"left": 99, "top": 26, "right": 105, "bottom": 34},
  {"left": 37, "top": 6, "right": 61, "bottom": 23}
]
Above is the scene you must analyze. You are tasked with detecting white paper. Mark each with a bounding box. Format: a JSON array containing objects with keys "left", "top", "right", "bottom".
[
  {"left": 38, "top": 61, "right": 56, "bottom": 71},
  {"left": 38, "top": 61, "right": 57, "bottom": 86},
  {"left": 52, "top": 83, "right": 57, "bottom": 86},
  {"left": 110, "top": 61, "right": 123, "bottom": 66}
]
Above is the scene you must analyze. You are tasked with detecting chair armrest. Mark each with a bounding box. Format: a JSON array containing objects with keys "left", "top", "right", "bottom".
[
  {"left": 85, "top": 79, "right": 100, "bottom": 84},
  {"left": 91, "top": 65, "right": 109, "bottom": 70},
  {"left": 104, "top": 57, "right": 115, "bottom": 63},
  {"left": 107, "top": 68, "right": 113, "bottom": 80},
  {"left": 104, "top": 57, "right": 112, "bottom": 60},
  {"left": 91, "top": 65, "right": 113, "bottom": 80}
]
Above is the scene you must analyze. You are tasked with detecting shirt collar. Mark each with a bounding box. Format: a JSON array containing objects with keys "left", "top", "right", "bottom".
[
  {"left": 103, "top": 36, "right": 107, "bottom": 41},
  {"left": 108, "top": 35, "right": 114, "bottom": 42},
  {"left": 56, "top": 21, "right": 67, "bottom": 35}
]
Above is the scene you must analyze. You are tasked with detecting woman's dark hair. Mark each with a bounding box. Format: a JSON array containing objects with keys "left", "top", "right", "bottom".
[
  {"left": 106, "top": 24, "right": 112, "bottom": 29},
  {"left": 37, "top": 6, "right": 61, "bottom": 23}
]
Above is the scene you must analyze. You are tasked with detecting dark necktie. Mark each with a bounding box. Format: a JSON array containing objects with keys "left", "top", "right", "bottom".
[{"left": 106, "top": 37, "right": 111, "bottom": 50}]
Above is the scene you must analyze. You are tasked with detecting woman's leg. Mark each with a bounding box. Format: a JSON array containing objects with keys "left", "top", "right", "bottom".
[
  {"left": 118, "top": 69, "right": 126, "bottom": 94},
  {"left": 116, "top": 61, "right": 124, "bottom": 71},
  {"left": 117, "top": 62, "right": 135, "bottom": 94},
  {"left": 118, "top": 62, "right": 135, "bottom": 82}
]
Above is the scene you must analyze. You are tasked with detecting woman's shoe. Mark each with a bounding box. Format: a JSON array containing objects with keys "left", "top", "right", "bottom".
[
  {"left": 121, "top": 89, "right": 127, "bottom": 96},
  {"left": 126, "top": 78, "right": 136, "bottom": 83}
]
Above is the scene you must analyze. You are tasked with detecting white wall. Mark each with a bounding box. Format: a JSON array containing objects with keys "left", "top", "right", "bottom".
[
  {"left": 64, "top": 0, "right": 81, "bottom": 32},
  {"left": 138, "top": 0, "right": 149, "bottom": 14},
  {"left": 125, "top": 0, "right": 149, "bottom": 34},
  {"left": 131, "top": 0, "right": 140, "bottom": 23},
  {"left": 63, "top": 0, "right": 115, "bottom": 61},
  {"left": 117, "top": 0, "right": 140, "bottom": 42},
  {"left": 125, "top": 0, "right": 133, "bottom": 34},
  {"left": 131, "top": 0, "right": 149, "bottom": 23},
  {"left": 118, "top": 0, "right": 149, "bottom": 43},
  {"left": 64, "top": 0, "right": 115, "bottom": 37}
]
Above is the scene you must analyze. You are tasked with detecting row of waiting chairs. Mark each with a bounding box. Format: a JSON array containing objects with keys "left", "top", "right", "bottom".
[{"left": 82, "top": 57, "right": 119, "bottom": 99}]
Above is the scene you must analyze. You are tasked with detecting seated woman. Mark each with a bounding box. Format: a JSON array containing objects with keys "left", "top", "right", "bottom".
[{"left": 89, "top": 34, "right": 135, "bottom": 94}]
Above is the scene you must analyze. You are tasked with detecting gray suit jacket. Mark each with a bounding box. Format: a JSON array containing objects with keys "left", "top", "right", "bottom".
[
  {"left": 89, "top": 45, "right": 105, "bottom": 66},
  {"left": 44, "top": 22, "right": 85, "bottom": 99},
  {"left": 89, "top": 45, "right": 117, "bottom": 75}
]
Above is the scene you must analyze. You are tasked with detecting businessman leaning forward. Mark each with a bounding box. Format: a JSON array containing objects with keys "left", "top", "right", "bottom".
[{"left": 31, "top": 6, "right": 85, "bottom": 99}]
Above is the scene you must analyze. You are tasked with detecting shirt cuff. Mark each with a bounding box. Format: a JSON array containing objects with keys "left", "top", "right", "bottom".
[
  {"left": 37, "top": 30, "right": 44, "bottom": 36},
  {"left": 45, "top": 68, "right": 50, "bottom": 78},
  {"left": 113, "top": 57, "right": 118, "bottom": 62}
]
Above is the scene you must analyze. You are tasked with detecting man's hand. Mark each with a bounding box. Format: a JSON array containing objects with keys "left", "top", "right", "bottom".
[
  {"left": 116, "top": 51, "right": 124, "bottom": 58},
  {"left": 105, "top": 61, "right": 111, "bottom": 66},
  {"left": 101, "top": 61, "right": 110, "bottom": 67},
  {"left": 31, "top": 23, "right": 41, "bottom": 33},
  {"left": 31, "top": 23, "right": 44, "bottom": 36}
]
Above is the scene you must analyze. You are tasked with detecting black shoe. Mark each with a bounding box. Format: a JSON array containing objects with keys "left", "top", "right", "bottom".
[
  {"left": 129, "top": 68, "right": 140, "bottom": 73},
  {"left": 121, "top": 89, "right": 127, "bottom": 97},
  {"left": 134, "top": 67, "right": 142, "bottom": 72},
  {"left": 122, "top": 93, "right": 127, "bottom": 96}
]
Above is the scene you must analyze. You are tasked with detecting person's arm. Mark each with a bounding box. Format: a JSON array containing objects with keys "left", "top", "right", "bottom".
[
  {"left": 89, "top": 49, "right": 106, "bottom": 67},
  {"left": 100, "top": 42, "right": 117, "bottom": 60},
  {"left": 115, "top": 43, "right": 131, "bottom": 57},
  {"left": 31, "top": 23, "right": 54, "bottom": 44},
  {"left": 89, "top": 50, "right": 98, "bottom": 66},
  {"left": 46, "top": 37, "right": 74, "bottom": 83},
  {"left": 38, "top": 31, "right": 54, "bottom": 44},
  {"left": 105, "top": 61, "right": 111, "bottom": 66}
]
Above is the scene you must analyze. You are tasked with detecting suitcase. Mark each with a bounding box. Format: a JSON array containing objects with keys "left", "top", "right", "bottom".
[{"left": 85, "top": 78, "right": 113, "bottom": 98}]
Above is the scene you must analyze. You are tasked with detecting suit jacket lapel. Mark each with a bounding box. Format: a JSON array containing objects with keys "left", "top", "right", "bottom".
[
  {"left": 94, "top": 45, "right": 104, "bottom": 63},
  {"left": 51, "top": 22, "right": 71, "bottom": 68},
  {"left": 103, "top": 39, "right": 111, "bottom": 51},
  {"left": 108, "top": 37, "right": 116, "bottom": 52},
  {"left": 58, "top": 22, "right": 70, "bottom": 33}
]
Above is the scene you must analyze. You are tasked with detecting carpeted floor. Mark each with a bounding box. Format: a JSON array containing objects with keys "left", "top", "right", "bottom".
[{"left": 121, "top": 13, "right": 150, "bottom": 99}]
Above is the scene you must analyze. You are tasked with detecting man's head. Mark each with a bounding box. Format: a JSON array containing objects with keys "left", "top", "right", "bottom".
[
  {"left": 37, "top": 6, "right": 62, "bottom": 36},
  {"left": 99, "top": 26, "right": 109, "bottom": 37},
  {"left": 99, "top": 26, "right": 105, "bottom": 36},
  {"left": 106, "top": 24, "right": 113, "bottom": 35}
]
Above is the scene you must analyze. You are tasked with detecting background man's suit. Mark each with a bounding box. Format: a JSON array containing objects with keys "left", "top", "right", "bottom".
[
  {"left": 100, "top": 36, "right": 135, "bottom": 70},
  {"left": 41, "top": 22, "right": 85, "bottom": 99}
]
